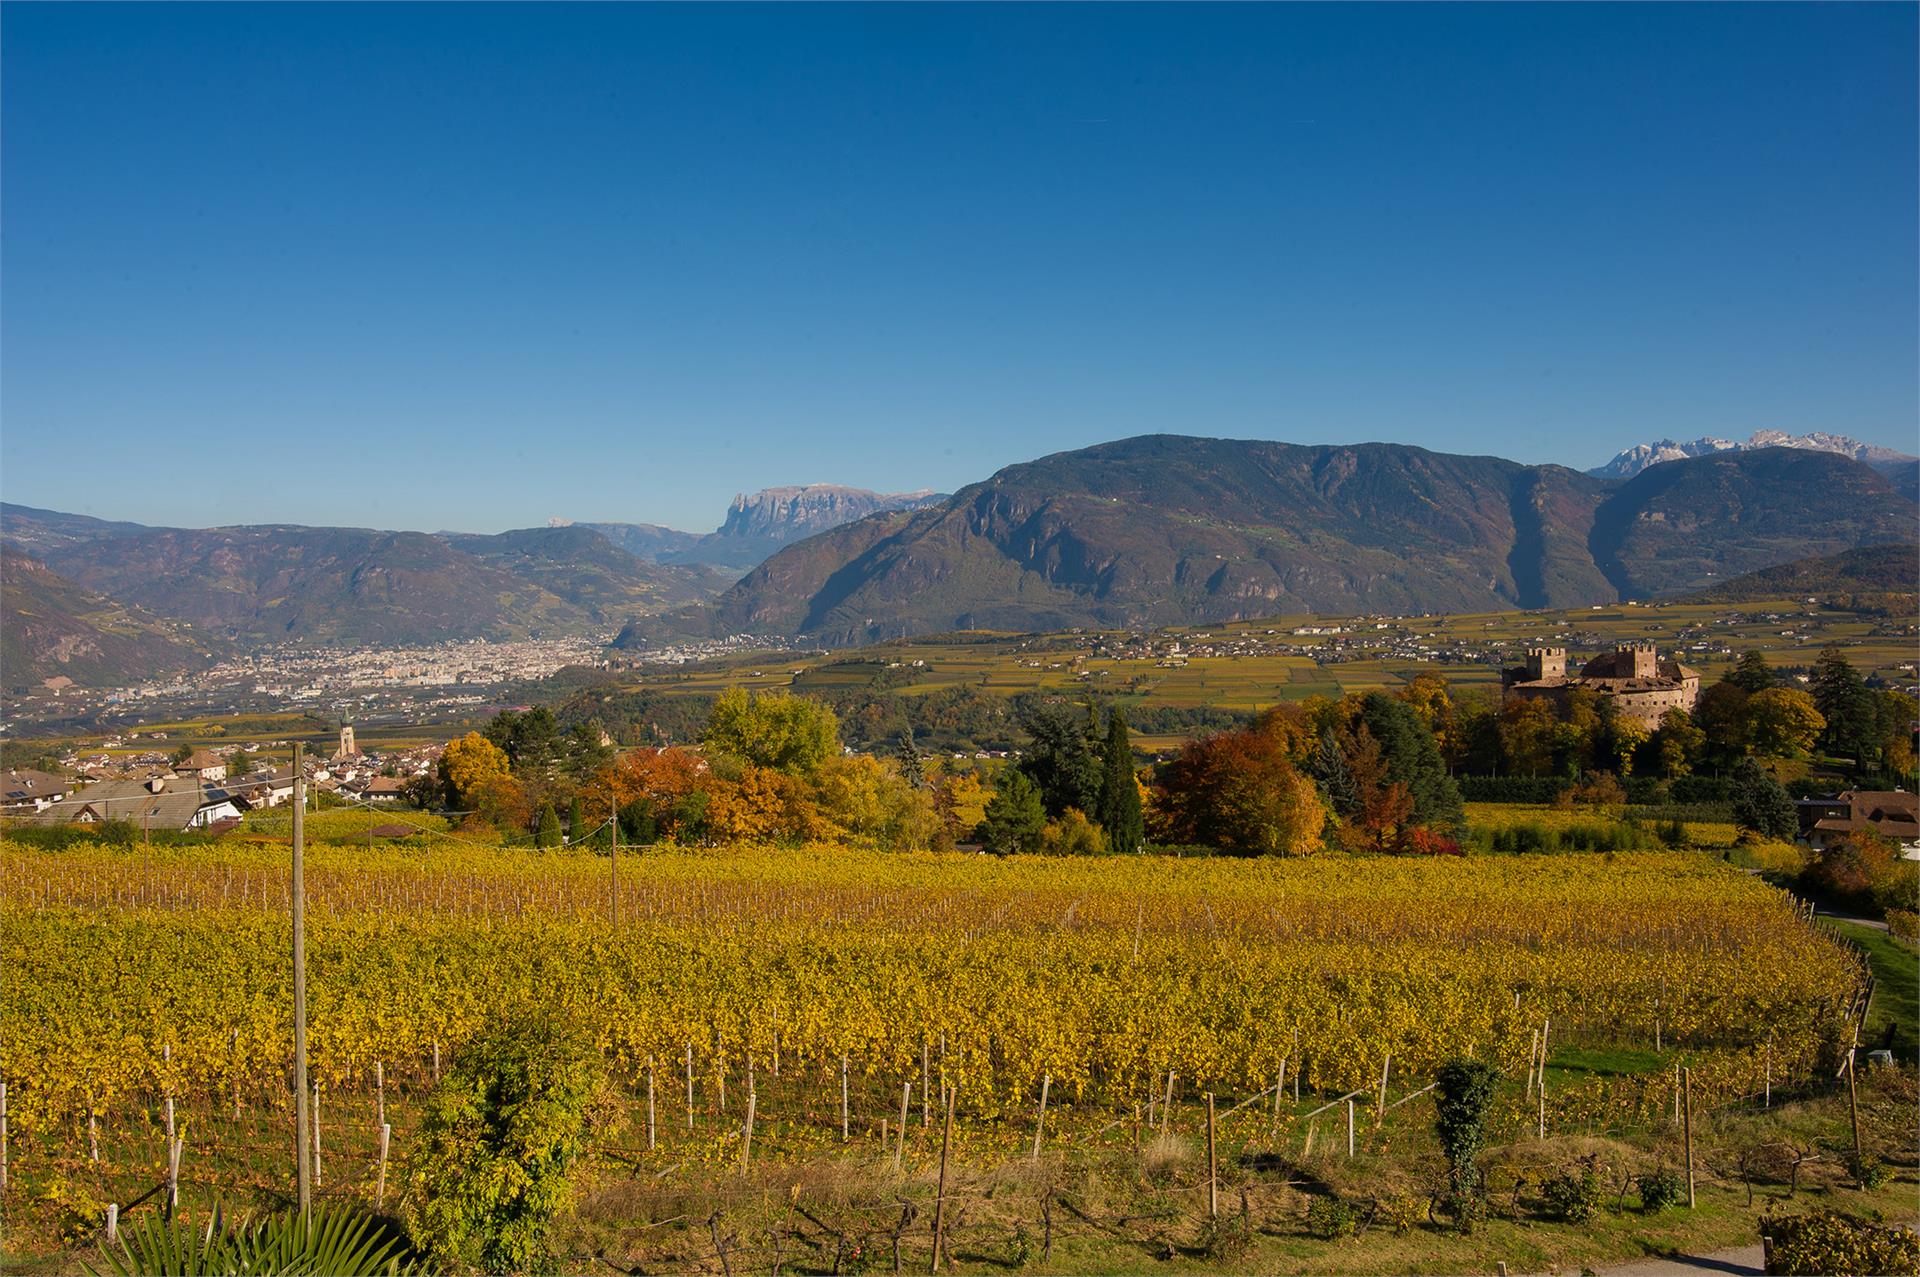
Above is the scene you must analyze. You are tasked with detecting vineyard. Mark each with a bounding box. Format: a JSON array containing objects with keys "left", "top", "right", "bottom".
[{"left": 0, "top": 837, "right": 1898, "bottom": 1270}]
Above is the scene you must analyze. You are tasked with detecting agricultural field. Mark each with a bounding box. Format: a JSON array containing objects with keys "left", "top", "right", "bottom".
[
  {"left": 3, "top": 835, "right": 1912, "bottom": 1274},
  {"left": 10, "top": 596, "right": 1911, "bottom": 763},
  {"left": 597, "top": 598, "right": 1917, "bottom": 753}
]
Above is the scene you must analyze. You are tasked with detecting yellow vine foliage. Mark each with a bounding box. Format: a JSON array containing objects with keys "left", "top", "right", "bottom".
[{"left": 0, "top": 840, "right": 1863, "bottom": 1140}]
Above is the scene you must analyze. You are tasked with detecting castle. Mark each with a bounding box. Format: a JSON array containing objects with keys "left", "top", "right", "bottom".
[{"left": 1502, "top": 642, "right": 1700, "bottom": 729}]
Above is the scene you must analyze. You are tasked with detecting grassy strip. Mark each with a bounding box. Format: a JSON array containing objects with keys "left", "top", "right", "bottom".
[{"left": 1829, "top": 918, "right": 1918, "bottom": 1062}]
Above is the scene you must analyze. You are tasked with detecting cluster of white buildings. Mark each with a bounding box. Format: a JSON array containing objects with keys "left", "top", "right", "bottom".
[{"left": 4, "top": 726, "right": 443, "bottom": 832}]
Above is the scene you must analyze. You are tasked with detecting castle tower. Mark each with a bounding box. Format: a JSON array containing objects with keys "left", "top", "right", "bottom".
[
  {"left": 1624, "top": 642, "right": 1658, "bottom": 679},
  {"left": 335, "top": 721, "right": 357, "bottom": 760},
  {"left": 1525, "top": 647, "right": 1567, "bottom": 681}
]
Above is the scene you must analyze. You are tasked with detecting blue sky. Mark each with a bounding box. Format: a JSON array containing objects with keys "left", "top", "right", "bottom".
[{"left": 3, "top": 3, "right": 1915, "bottom": 534}]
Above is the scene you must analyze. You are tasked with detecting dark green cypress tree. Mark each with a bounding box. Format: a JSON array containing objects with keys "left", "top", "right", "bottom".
[
  {"left": 1096, "top": 711, "right": 1146, "bottom": 854},
  {"left": 896, "top": 731, "right": 929, "bottom": 788},
  {"left": 535, "top": 801, "right": 563, "bottom": 849},
  {"left": 568, "top": 795, "right": 586, "bottom": 846}
]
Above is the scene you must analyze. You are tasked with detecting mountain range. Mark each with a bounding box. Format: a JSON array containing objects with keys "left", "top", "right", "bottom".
[
  {"left": 621, "top": 436, "right": 1918, "bottom": 648},
  {"left": 1592, "top": 430, "right": 1917, "bottom": 495},
  {"left": 7, "top": 436, "right": 1916, "bottom": 685},
  {"left": 0, "top": 507, "right": 718, "bottom": 657},
  {"left": 1, "top": 544, "right": 222, "bottom": 692},
  {"left": 1683, "top": 543, "right": 1918, "bottom": 605},
  {"left": 562, "top": 484, "right": 946, "bottom": 571},
  {"left": 0, "top": 485, "right": 946, "bottom": 688}
]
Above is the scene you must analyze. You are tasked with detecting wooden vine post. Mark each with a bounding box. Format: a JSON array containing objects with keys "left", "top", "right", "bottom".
[
  {"left": 894, "top": 1083, "right": 911, "bottom": 1170},
  {"left": 1205, "top": 1092, "right": 1219, "bottom": 1218},
  {"left": 163, "top": 1044, "right": 178, "bottom": 1215},
  {"left": 1031, "top": 1073, "right": 1051, "bottom": 1163},
  {"left": 1682, "top": 1066, "right": 1695, "bottom": 1208},
  {"left": 312, "top": 1080, "right": 323, "bottom": 1187},
  {"left": 1846, "top": 1047, "right": 1863, "bottom": 1181},
  {"left": 930, "top": 1086, "right": 955, "bottom": 1273},
  {"left": 740, "top": 1088, "right": 756, "bottom": 1173},
  {"left": 646, "top": 1056, "right": 657, "bottom": 1151}
]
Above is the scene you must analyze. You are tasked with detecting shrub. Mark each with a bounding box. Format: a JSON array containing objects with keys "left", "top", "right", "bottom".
[
  {"left": 1569, "top": 774, "right": 1628, "bottom": 808},
  {"left": 1199, "top": 1198, "right": 1253, "bottom": 1261},
  {"left": 1471, "top": 819, "right": 1659, "bottom": 855},
  {"left": 1887, "top": 909, "right": 1918, "bottom": 944},
  {"left": 1637, "top": 1167, "right": 1686, "bottom": 1213},
  {"left": 403, "top": 1015, "right": 610, "bottom": 1275},
  {"left": 1668, "top": 775, "right": 1734, "bottom": 804},
  {"left": 1404, "top": 827, "right": 1464, "bottom": 856},
  {"left": 87, "top": 1203, "right": 413, "bottom": 1277},
  {"left": 1762, "top": 1209, "right": 1920, "bottom": 1276},
  {"left": 1542, "top": 1161, "right": 1605, "bottom": 1223},
  {"left": 1041, "top": 807, "right": 1110, "bottom": 856},
  {"left": 1305, "top": 1195, "right": 1357, "bottom": 1240},
  {"left": 1376, "top": 1194, "right": 1429, "bottom": 1233},
  {"left": 1801, "top": 832, "right": 1901, "bottom": 915},
  {"left": 1869, "top": 858, "right": 1918, "bottom": 918},
  {"left": 1459, "top": 776, "right": 1568, "bottom": 804},
  {"left": 1434, "top": 1059, "right": 1499, "bottom": 1229}
]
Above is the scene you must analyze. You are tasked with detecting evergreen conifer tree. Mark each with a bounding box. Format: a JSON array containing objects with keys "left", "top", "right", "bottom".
[
  {"left": 1096, "top": 711, "right": 1146, "bottom": 854},
  {"left": 535, "top": 802, "right": 563, "bottom": 849}
]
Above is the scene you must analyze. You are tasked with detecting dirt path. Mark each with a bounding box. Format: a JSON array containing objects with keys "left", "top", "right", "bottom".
[
  {"left": 1593, "top": 1243, "right": 1766, "bottom": 1277},
  {"left": 1811, "top": 903, "right": 1889, "bottom": 932}
]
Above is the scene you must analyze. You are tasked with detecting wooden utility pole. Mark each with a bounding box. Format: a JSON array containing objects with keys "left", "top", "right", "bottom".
[
  {"left": 291, "top": 742, "right": 311, "bottom": 1215},
  {"left": 1681, "top": 1066, "right": 1695, "bottom": 1209},
  {"left": 609, "top": 798, "right": 619, "bottom": 928},
  {"left": 930, "top": 1087, "right": 955, "bottom": 1273}
]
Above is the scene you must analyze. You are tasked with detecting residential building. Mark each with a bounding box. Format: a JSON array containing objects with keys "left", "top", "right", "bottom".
[
  {"left": 1797, "top": 790, "right": 1920, "bottom": 855},
  {"left": 2, "top": 768, "right": 72, "bottom": 814},
  {"left": 32, "top": 775, "right": 243, "bottom": 831}
]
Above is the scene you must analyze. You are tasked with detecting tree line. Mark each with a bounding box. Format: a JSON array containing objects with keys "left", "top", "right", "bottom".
[{"left": 415, "top": 646, "right": 1912, "bottom": 857}]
